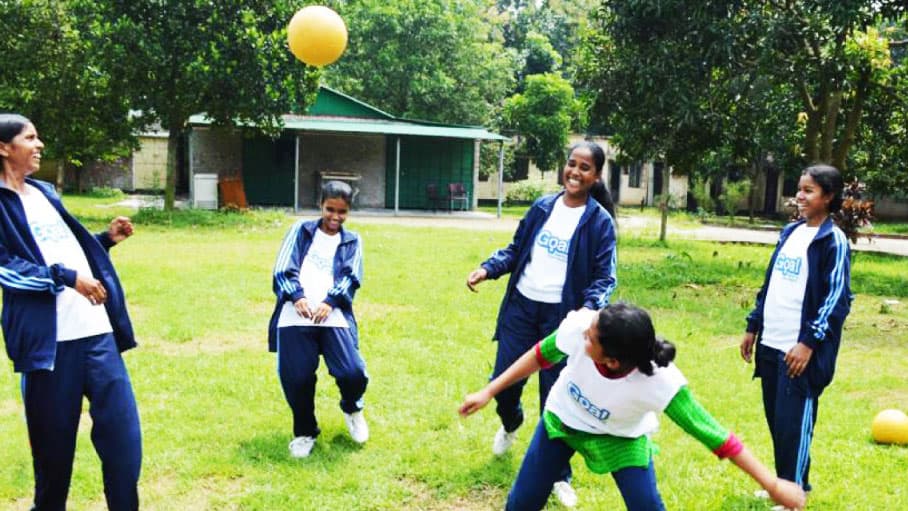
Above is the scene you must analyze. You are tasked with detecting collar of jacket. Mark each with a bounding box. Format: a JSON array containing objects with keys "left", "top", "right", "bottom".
[
  {"left": 535, "top": 191, "right": 601, "bottom": 225},
  {"left": 302, "top": 218, "right": 357, "bottom": 245},
  {"left": 780, "top": 216, "right": 838, "bottom": 245}
]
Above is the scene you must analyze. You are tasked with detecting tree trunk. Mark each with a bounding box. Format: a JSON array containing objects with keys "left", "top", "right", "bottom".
[
  {"left": 819, "top": 91, "right": 842, "bottom": 163},
  {"left": 55, "top": 161, "right": 65, "bottom": 193},
  {"left": 832, "top": 68, "right": 871, "bottom": 172},
  {"left": 747, "top": 160, "right": 758, "bottom": 224},
  {"left": 164, "top": 125, "right": 180, "bottom": 211},
  {"left": 659, "top": 163, "right": 670, "bottom": 242}
]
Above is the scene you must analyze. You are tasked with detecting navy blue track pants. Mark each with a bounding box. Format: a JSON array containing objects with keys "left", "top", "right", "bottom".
[
  {"left": 492, "top": 290, "right": 570, "bottom": 481},
  {"left": 21, "top": 333, "right": 142, "bottom": 511},
  {"left": 506, "top": 421, "right": 664, "bottom": 511},
  {"left": 276, "top": 326, "right": 368, "bottom": 438},
  {"left": 757, "top": 346, "right": 818, "bottom": 491}
]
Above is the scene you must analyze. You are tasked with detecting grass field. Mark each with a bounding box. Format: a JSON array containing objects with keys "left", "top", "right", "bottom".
[{"left": 1, "top": 199, "right": 906, "bottom": 510}]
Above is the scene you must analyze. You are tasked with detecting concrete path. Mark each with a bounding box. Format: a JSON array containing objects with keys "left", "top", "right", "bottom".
[
  {"left": 121, "top": 196, "right": 908, "bottom": 257},
  {"left": 349, "top": 210, "right": 908, "bottom": 257}
]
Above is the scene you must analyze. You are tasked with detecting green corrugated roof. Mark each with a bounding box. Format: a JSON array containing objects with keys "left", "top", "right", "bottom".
[{"left": 188, "top": 113, "right": 506, "bottom": 141}]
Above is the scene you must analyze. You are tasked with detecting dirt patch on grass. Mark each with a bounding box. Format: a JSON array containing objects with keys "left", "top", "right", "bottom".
[
  {"left": 0, "top": 398, "right": 21, "bottom": 418},
  {"left": 140, "top": 334, "right": 260, "bottom": 356},
  {"left": 140, "top": 472, "right": 248, "bottom": 511},
  {"left": 397, "top": 477, "right": 501, "bottom": 510}
]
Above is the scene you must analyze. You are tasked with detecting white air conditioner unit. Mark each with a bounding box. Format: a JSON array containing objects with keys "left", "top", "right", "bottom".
[{"left": 193, "top": 173, "right": 218, "bottom": 210}]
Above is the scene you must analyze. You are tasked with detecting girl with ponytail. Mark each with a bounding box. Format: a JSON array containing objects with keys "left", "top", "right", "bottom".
[{"left": 460, "top": 303, "right": 806, "bottom": 511}]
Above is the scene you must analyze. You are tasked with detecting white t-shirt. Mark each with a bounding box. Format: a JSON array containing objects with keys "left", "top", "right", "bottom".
[
  {"left": 20, "top": 184, "right": 112, "bottom": 341},
  {"left": 545, "top": 309, "right": 687, "bottom": 437},
  {"left": 760, "top": 224, "right": 818, "bottom": 353},
  {"left": 516, "top": 197, "right": 585, "bottom": 303},
  {"left": 277, "top": 228, "right": 349, "bottom": 328}
]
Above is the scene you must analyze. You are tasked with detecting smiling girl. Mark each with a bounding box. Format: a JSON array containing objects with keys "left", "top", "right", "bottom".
[
  {"left": 464, "top": 141, "right": 617, "bottom": 506},
  {"left": 740, "top": 164, "right": 852, "bottom": 500},
  {"left": 268, "top": 180, "right": 368, "bottom": 458}
]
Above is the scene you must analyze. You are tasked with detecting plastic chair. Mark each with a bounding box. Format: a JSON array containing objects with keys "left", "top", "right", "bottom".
[
  {"left": 426, "top": 183, "right": 446, "bottom": 211},
  {"left": 448, "top": 182, "right": 469, "bottom": 211}
]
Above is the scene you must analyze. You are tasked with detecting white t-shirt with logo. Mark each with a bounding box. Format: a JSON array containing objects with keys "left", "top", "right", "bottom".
[
  {"left": 20, "top": 184, "right": 113, "bottom": 341},
  {"left": 760, "top": 224, "right": 818, "bottom": 353},
  {"left": 544, "top": 309, "right": 687, "bottom": 437},
  {"left": 516, "top": 197, "right": 585, "bottom": 303},
  {"left": 277, "top": 228, "right": 349, "bottom": 328}
]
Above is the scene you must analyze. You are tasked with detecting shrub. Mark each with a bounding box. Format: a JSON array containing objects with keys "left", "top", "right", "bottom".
[
  {"left": 87, "top": 186, "right": 125, "bottom": 199},
  {"left": 505, "top": 179, "right": 561, "bottom": 204},
  {"left": 718, "top": 179, "right": 751, "bottom": 224}
]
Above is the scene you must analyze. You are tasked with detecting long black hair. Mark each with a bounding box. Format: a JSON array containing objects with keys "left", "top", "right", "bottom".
[
  {"left": 567, "top": 141, "right": 615, "bottom": 217},
  {"left": 594, "top": 303, "right": 675, "bottom": 376}
]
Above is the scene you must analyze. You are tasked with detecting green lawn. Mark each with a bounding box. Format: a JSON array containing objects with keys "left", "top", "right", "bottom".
[{"left": 1, "top": 202, "right": 906, "bottom": 510}]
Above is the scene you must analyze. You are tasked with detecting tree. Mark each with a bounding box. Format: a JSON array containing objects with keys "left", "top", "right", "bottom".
[
  {"left": 502, "top": 73, "right": 581, "bottom": 174},
  {"left": 323, "top": 0, "right": 515, "bottom": 125},
  {"left": 577, "top": 1, "right": 726, "bottom": 241},
  {"left": 0, "top": 0, "right": 137, "bottom": 191},
  {"left": 752, "top": 1, "right": 906, "bottom": 172},
  {"left": 84, "top": 0, "right": 320, "bottom": 209}
]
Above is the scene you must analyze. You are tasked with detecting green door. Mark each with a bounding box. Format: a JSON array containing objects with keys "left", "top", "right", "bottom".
[
  {"left": 242, "top": 136, "right": 295, "bottom": 206},
  {"left": 385, "top": 136, "right": 474, "bottom": 209}
]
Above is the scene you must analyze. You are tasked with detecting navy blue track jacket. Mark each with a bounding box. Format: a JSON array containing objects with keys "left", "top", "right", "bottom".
[
  {"left": 0, "top": 178, "right": 135, "bottom": 372},
  {"left": 746, "top": 217, "right": 852, "bottom": 393},
  {"left": 267, "top": 219, "right": 364, "bottom": 352},
  {"left": 481, "top": 192, "right": 617, "bottom": 341}
]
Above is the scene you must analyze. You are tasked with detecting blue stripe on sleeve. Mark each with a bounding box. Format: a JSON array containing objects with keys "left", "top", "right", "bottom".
[
  {"left": 811, "top": 229, "right": 848, "bottom": 340},
  {"left": 273, "top": 221, "right": 304, "bottom": 297},
  {"left": 0, "top": 266, "right": 63, "bottom": 293}
]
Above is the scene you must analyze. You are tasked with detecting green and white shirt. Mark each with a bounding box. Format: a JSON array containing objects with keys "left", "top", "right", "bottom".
[{"left": 535, "top": 309, "right": 743, "bottom": 474}]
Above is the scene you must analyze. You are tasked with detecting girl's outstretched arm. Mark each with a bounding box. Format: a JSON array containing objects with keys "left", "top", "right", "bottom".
[
  {"left": 458, "top": 348, "right": 542, "bottom": 417},
  {"left": 730, "top": 447, "right": 806, "bottom": 510}
]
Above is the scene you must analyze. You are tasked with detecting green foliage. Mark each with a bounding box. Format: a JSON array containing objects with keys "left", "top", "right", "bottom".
[
  {"left": 323, "top": 0, "right": 515, "bottom": 125},
  {"left": 479, "top": 142, "right": 516, "bottom": 182},
  {"left": 84, "top": 0, "right": 321, "bottom": 209},
  {"left": 718, "top": 179, "right": 752, "bottom": 224},
  {"left": 86, "top": 186, "right": 125, "bottom": 199},
  {"left": 503, "top": 73, "right": 579, "bottom": 173},
  {"left": 504, "top": 179, "right": 560, "bottom": 204},
  {"left": 517, "top": 31, "right": 562, "bottom": 88},
  {"left": 690, "top": 177, "right": 715, "bottom": 218},
  {"left": 0, "top": 0, "right": 138, "bottom": 182},
  {"left": 131, "top": 207, "right": 286, "bottom": 229}
]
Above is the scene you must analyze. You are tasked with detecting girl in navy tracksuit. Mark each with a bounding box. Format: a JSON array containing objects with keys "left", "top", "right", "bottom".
[
  {"left": 740, "top": 164, "right": 852, "bottom": 496},
  {"left": 0, "top": 114, "right": 141, "bottom": 510},
  {"left": 268, "top": 180, "right": 368, "bottom": 458},
  {"left": 466, "top": 141, "right": 617, "bottom": 506}
]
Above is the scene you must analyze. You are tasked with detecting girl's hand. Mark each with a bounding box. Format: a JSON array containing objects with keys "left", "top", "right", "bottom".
[
  {"left": 740, "top": 332, "right": 756, "bottom": 363},
  {"left": 466, "top": 268, "right": 488, "bottom": 292},
  {"left": 784, "top": 343, "right": 813, "bottom": 378},
  {"left": 458, "top": 389, "right": 492, "bottom": 417},
  {"left": 768, "top": 477, "right": 807, "bottom": 510},
  {"left": 107, "top": 216, "right": 134, "bottom": 244},
  {"left": 311, "top": 302, "right": 332, "bottom": 324},
  {"left": 294, "top": 298, "right": 312, "bottom": 319},
  {"left": 75, "top": 273, "right": 107, "bottom": 305}
]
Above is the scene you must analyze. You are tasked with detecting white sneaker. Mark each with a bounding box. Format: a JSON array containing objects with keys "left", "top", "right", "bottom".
[
  {"left": 492, "top": 426, "right": 517, "bottom": 456},
  {"left": 552, "top": 481, "right": 578, "bottom": 508},
  {"left": 288, "top": 436, "right": 315, "bottom": 458},
  {"left": 344, "top": 411, "right": 369, "bottom": 443}
]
